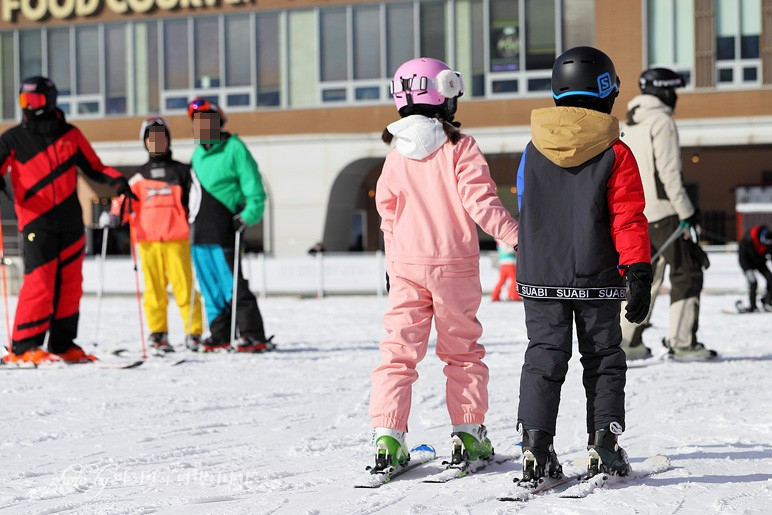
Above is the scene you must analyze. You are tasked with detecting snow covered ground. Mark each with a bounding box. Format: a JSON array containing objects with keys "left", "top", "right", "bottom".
[{"left": 1, "top": 287, "right": 771, "bottom": 514}]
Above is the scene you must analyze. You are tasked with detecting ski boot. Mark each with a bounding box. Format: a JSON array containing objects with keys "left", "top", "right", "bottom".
[
  {"left": 519, "top": 429, "right": 563, "bottom": 484},
  {"left": 200, "top": 337, "right": 231, "bottom": 353},
  {"left": 666, "top": 341, "right": 718, "bottom": 362},
  {"left": 2, "top": 347, "right": 61, "bottom": 366},
  {"left": 184, "top": 334, "right": 202, "bottom": 352},
  {"left": 54, "top": 344, "right": 97, "bottom": 364},
  {"left": 368, "top": 428, "right": 409, "bottom": 473},
  {"left": 586, "top": 424, "right": 630, "bottom": 478},
  {"left": 448, "top": 424, "right": 494, "bottom": 466},
  {"left": 149, "top": 332, "right": 174, "bottom": 354},
  {"left": 235, "top": 335, "right": 275, "bottom": 353}
]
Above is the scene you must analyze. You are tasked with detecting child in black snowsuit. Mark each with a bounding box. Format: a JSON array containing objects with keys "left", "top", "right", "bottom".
[
  {"left": 514, "top": 47, "right": 653, "bottom": 483},
  {"left": 738, "top": 225, "right": 772, "bottom": 312}
]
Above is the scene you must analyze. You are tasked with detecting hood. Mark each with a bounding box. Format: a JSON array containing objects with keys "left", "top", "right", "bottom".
[
  {"left": 387, "top": 115, "right": 447, "bottom": 160},
  {"left": 531, "top": 106, "right": 619, "bottom": 168},
  {"left": 626, "top": 94, "right": 672, "bottom": 126}
]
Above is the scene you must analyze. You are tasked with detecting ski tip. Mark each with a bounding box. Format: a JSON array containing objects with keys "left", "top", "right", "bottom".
[{"left": 411, "top": 444, "right": 436, "bottom": 454}]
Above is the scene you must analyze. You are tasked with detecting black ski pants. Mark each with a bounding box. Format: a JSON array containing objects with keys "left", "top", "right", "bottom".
[{"left": 518, "top": 298, "right": 627, "bottom": 435}]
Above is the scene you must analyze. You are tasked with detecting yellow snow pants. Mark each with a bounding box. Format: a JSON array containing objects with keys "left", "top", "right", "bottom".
[{"left": 138, "top": 239, "right": 203, "bottom": 336}]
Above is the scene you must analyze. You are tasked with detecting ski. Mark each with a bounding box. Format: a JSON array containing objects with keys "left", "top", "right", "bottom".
[
  {"left": 422, "top": 454, "right": 500, "bottom": 483},
  {"left": 354, "top": 444, "right": 436, "bottom": 488},
  {"left": 558, "top": 455, "right": 671, "bottom": 498},
  {"left": 722, "top": 301, "right": 771, "bottom": 315},
  {"left": 497, "top": 460, "right": 586, "bottom": 501},
  {"left": 626, "top": 352, "right": 669, "bottom": 369}
]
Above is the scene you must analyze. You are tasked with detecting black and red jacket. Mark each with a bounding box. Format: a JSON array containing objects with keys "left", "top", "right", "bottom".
[
  {"left": 0, "top": 109, "right": 127, "bottom": 232},
  {"left": 739, "top": 225, "right": 772, "bottom": 271},
  {"left": 515, "top": 107, "right": 650, "bottom": 299}
]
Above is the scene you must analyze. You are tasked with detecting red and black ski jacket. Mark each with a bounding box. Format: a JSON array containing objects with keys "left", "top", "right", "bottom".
[
  {"left": 0, "top": 109, "right": 127, "bottom": 232},
  {"left": 515, "top": 107, "right": 650, "bottom": 300}
]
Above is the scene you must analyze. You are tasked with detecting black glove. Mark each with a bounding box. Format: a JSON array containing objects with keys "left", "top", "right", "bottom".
[
  {"left": 115, "top": 180, "right": 139, "bottom": 202},
  {"left": 232, "top": 213, "right": 248, "bottom": 233},
  {"left": 623, "top": 262, "right": 653, "bottom": 324},
  {"left": 689, "top": 242, "right": 710, "bottom": 269}
]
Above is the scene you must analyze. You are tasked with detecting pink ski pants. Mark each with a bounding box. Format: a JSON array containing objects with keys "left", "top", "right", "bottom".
[{"left": 370, "top": 261, "right": 489, "bottom": 432}]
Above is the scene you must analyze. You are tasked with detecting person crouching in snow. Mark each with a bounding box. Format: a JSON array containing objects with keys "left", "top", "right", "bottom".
[
  {"left": 492, "top": 239, "right": 521, "bottom": 302},
  {"left": 367, "top": 57, "right": 519, "bottom": 476},
  {"left": 738, "top": 225, "right": 772, "bottom": 312},
  {"left": 103, "top": 117, "right": 204, "bottom": 354},
  {"left": 514, "top": 47, "right": 652, "bottom": 484}
]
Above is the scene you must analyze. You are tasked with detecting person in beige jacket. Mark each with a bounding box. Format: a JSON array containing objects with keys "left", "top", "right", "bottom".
[{"left": 619, "top": 68, "right": 717, "bottom": 361}]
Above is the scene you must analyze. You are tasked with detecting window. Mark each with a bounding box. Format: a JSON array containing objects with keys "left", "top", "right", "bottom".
[
  {"left": 76, "top": 26, "right": 100, "bottom": 114},
  {"left": 226, "top": 16, "right": 250, "bottom": 87},
  {"left": 48, "top": 28, "right": 71, "bottom": 96},
  {"left": 164, "top": 19, "right": 189, "bottom": 91},
  {"left": 490, "top": 0, "right": 519, "bottom": 73},
  {"left": 20, "top": 30, "right": 42, "bottom": 80},
  {"left": 715, "top": 0, "right": 760, "bottom": 86},
  {"left": 386, "top": 3, "right": 414, "bottom": 76},
  {"left": 256, "top": 13, "right": 280, "bottom": 106},
  {"left": 105, "top": 24, "right": 128, "bottom": 114},
  {"left": 488, "top": 0, "right": 561, "bottom": 95},
  {"left": 525, "top": 0, "right": 555, "bottom": 70},
  {"left": 319, "top": 6, "right": 386, "bottom": 104},
  {"left": 647, "top": 0, "right": 694, "bottom": 81},
  {"left": 194, "top": 18, "right": 220, "bottom": 88},
  {"left": 353, "top": 5, "right": 381, "bottom": 80},
  {"left": 420, "top": 1, "right": 446, "bottom": 62},
  {"left": 320, "top": 9, "right": 347, "bottom": 82}
]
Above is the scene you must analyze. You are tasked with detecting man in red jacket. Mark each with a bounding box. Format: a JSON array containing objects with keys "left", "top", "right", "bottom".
[{"left": 0, "top": 76, "right": 135, "bottom": 365}]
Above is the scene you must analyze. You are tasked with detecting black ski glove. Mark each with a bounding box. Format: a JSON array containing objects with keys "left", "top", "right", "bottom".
[
  {"left": 623, "top": 262, "right": 653, "bottom": 324},
  {"left": 232, "top": 213, "right": 248, "bottom": 233},
  {"left": 115, "top": 180, "right": 139, "bottom": 202}
]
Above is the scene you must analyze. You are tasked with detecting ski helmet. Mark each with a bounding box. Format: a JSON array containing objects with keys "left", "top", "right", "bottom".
[
  {"left": 18, "top": 76, "right": 57, "bottom": 116},
  {"left": 551, "top": 46, "right": 619, "bottom": 114},
  {"left": 639, "top": 68, "right": 685, "bottom": 109},
  {"left": 139, "top": 116, "right": 171, "bottom": 150},
  {"left": 187, "top": 97, "right": 227, "bottom": 126},
  {"left": 390, "top": 58, "right": 464, "bottom": 120}
]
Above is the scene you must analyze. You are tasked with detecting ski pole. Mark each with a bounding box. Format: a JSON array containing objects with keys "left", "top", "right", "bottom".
[
  {"left": 229, "top": 229, "right": 241, "bottom": 348},
  {"left": 93, "top": 225, "right": 109, "bottom": 348},
  {"left": 651, "top": 225, "right": 687, "bottom": 263},
  {"left": 0, "top": 207, "right": 12, "bottom": 356},
  {"left": 127, "top": 198, "right": 147, "bottom": 360}
]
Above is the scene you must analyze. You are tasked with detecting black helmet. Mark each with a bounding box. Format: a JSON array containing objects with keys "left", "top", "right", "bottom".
[
  {"left": 551, "top": 46, "right": 619, "bottom": 114},
  {"left": 18, "top": 76, "right": 58, "bottom": 116},
  {"left": 639, "top": 68, "right": 685, "bottom": 109}
]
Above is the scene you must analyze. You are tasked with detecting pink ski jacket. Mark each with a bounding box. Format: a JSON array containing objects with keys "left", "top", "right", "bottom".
[{"left": 376, "top": 115, "right": 519, "bottom": 266}]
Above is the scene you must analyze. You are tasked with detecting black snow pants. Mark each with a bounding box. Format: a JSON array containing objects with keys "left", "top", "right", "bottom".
[{"left": 517, "top": 298, "right": 627, "bottom": 435}]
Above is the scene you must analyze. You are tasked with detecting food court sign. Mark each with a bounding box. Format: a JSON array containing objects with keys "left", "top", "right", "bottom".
[{"left": 2, "top": 0, "right": 254, "bottom": 23}]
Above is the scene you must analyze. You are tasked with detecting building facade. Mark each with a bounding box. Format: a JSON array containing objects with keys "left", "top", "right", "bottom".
[{"left": 2, "top": 0, "right": 772, "bottom": 256}]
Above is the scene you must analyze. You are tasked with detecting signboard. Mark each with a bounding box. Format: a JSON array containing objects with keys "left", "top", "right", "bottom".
[{"left": 2, "top": 0, "right": 254, "bottom": 23}]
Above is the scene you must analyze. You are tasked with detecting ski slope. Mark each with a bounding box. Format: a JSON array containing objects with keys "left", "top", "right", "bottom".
[{"left": 1, "top": 290, "right": 770, "bottom": 514}]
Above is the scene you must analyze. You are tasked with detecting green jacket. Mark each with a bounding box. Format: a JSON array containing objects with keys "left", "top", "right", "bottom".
[{"left": 191, "top": 133, "right": 265, "bottom": 226}]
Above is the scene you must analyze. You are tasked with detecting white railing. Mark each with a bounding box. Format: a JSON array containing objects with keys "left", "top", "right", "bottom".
[{"left": 75, "top": 246, "right": 747, "bottom": 298}]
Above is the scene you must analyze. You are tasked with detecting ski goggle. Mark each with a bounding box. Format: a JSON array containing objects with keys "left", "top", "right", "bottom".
[
  {"left": 19, "top": 92, "right": 47, "bottom": 110},
  {"left": 187, "top": 98, "right": 213, "bottom": 118}
]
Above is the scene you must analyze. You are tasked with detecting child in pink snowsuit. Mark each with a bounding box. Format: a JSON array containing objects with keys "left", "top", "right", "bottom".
[{"left": 367, "top": 57, "right": 519, "bottom": 476}]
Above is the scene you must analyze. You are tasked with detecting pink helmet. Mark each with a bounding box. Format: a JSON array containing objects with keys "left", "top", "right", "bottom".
[{"left": 390, "top": 57, "right": 464, "bottom": 117}]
